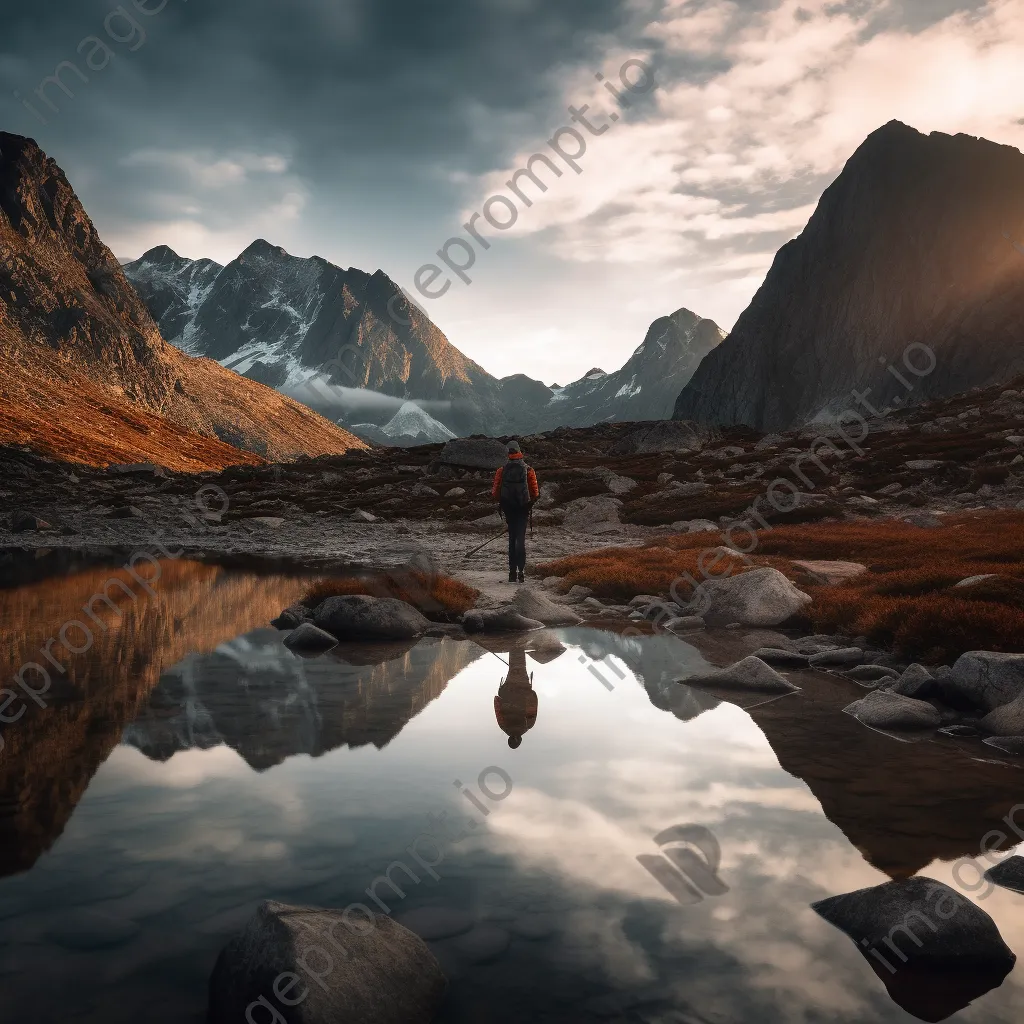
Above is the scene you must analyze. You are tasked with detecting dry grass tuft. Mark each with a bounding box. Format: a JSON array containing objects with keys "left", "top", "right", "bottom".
[
  {"left": 540, "top": 512, "right": 1024, "bottom": 660},
  {"left": 301, "top": 570, "right": 479, "bottom": 619}
]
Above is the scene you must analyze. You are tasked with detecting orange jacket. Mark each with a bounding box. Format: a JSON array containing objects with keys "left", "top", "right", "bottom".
[{"left": 492, "top": 453, "right": 539, "bottom": 502}]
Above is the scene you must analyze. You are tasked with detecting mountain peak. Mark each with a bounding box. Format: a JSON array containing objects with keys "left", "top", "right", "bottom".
[
  {"left": 139, "top": 244, "right": 183, "bottom": 265},
  {"left": 239, "top": 238, "right": 290, "bottom": 261}
]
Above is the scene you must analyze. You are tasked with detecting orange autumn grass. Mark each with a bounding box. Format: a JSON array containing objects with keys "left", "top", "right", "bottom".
[
  {"left": 539, "top": 512, "right": 1024, "bottom": 661},
  {"left": 301, "top": 570, "right": 480, "bottom": 619}
]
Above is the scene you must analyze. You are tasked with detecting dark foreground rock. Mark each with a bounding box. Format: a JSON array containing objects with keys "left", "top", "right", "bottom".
[
  {"left": 208, "top": 900, "right": 447, "bottom": 1024},
  {"left": 313, "top": 595, "right": 430, "bottom": 641},
  {"left": 813, "top": 878, "right": 1015, "bottom": 1022}
]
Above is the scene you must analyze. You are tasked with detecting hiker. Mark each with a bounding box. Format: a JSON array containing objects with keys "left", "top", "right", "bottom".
[
  {"left": 494, "top": 648, "right": 538, "bottom": 749},
  {"left": 492, "top": 440, "right": 539, "bottom": 583}
]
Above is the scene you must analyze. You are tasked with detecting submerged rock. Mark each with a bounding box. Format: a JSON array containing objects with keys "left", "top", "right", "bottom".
[
  {"left": 511, "top": 588, "right": 582, "bottom": 626},
  {"left": 207, "top": 900, "right": 447, "bottom": 1024},
  {"left": 812, "top": 878, "right": 1015, "bottom": 1022},
  {"left": 313, "top": 595, "right": 430, "bottom": 641},
  {"left": 844, "top": 690, "right": 941, "bottom": 731},
  {"left": 983, "top": 736, "right": 1024, "bottom": 755},
  {"left": 283, "top": 623, "right": 339, "bottom": 653},
  {"left": 689, "top": 567, "right": 812, "bottom": 627},
  {"left": 845, "top": 665, "right": 900, "bottom": 683},
  {"left": 687, "top": 656, "right": 799, "bottom": 693}
]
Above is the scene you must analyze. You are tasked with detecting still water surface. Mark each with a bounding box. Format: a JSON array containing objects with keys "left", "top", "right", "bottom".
[{"left": 1, "top": 560, "right": 1023, "bottom": 1023}]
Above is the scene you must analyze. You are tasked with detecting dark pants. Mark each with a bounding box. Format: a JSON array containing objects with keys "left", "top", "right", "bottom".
[{"left": 502, "top": 503, "right": 529, "bottom": 573}]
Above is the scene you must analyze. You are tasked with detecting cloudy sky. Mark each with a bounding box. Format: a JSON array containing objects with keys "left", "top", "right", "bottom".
[{"left": 3, "top": 0, "right": 1024, "bottom": 383}]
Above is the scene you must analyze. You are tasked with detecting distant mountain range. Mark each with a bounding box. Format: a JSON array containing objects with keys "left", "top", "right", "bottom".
[
  {"left": 124, "top": 246, "right": 725, "bottom": 438},
  {"left": 0, "top": 133, "right": 364, "bottom": 470},
  {"left": 675, "top": 121, "right": 1024, "bottom": 431}
]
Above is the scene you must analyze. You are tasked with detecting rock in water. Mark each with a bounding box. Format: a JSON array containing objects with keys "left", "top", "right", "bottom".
[
  {"left": 985, "top": 856, "right": 1024, "bottom": 894},
  {"left": 808, "top": 647, "right": 865, "bottom": 667},
  {"left": 980, "top": 692, "right": 1024, "bottom": 737},
  {"left": 940, "top": 652, "right": 1024, "bottom": 712},
  {"left": 674, "top": 122, "right": 1024, "bottom": 431},
  {"left": 207, "top": 900, "right": 447, "bottom": 1024},
  {"left": 283, "top": 623, "right": 339, "bottom": 653},
  {"left": 812, "top": 878, "right": 1015, "bottom": 1022},
  {"left": 313, "top": 595, "right": 430, "bottom": 641},
  {"left": 690, "top": 567, "right": 812, "bottom": 627},
  {"left": 511, "top": 588, "right": 582, "bottom": 626},
  {"left": 462, "top": 609, "right": 544, "bottom": 634},
  {"left": 983, "top": 736, "right": 1024, "bottom": 755},
  {"left": 843, "top": 690, "right": 941, "bottom": 731},
  {"left": 687, "top": 656, "right": 799, "bottom": 693}
]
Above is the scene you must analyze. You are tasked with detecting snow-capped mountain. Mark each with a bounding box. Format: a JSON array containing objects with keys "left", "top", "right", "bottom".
[
  {"left": 125, "top": 243, "right": 724, "bottom": 436},
  {"left": 383, "top": 401, "right": 457, "bottom": 442},
  {"left": 124, "top": 241, "right": 508, "bottom": 435}
]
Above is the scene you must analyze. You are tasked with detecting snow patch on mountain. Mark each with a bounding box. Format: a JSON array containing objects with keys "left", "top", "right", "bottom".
[{"left": 382, "top": 401, "right": 456, "bottom": 442}]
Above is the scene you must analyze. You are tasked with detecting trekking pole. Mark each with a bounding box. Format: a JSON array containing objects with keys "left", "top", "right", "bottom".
[{"left": 463, "top": 527, "right": 508, "bottom": 559}]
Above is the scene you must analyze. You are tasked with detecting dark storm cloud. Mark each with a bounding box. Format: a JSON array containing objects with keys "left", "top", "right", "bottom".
[{"left": 0, "top": 0, "right": 640, "bottom": 254}]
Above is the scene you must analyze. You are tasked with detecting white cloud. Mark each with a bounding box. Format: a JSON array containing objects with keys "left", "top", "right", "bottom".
[{"left": 462, "top": 0, "right": 1024, "bottom": 276}]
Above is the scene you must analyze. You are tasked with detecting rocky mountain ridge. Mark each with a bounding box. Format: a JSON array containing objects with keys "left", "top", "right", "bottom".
[
  {"left": 0, "top": 133, "right": 365, "bottom": 470},
  {"left": 125, "top": 245, "right": 723, "bottom": 438},
  {"left": 675, "top": 121, "right": 1024, "bottom": 431}
]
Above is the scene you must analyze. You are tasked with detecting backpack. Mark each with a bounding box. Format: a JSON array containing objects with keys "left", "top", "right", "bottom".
[{"left": 500, "top": 459, "right": 532, "bottom": 507}]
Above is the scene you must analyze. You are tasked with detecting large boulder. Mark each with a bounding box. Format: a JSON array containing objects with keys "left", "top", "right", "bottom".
[
  {"left": 843, "top": 690, "right": 941, "bottom": 731},
  {"left": 207, "top": 900, "right": 447, "bottom": 1024},
  {"left": 463, "top": 608, "right": 544, "bottom": 633},
  {"left": 886, "top": 663, "right": 938, "bottom": 700},
  {"left": 687, "top": 656, "right": 799, "bottom": 693},
  {"left": 511, "top": 588, "right": 582, "bottom": 626},
  {"left": 313, "top": 595, "right": 430, "bottom": 641},
  {"left": 689, "top": 568, "right": 812, "bottom": 627},
  {"left": 561, "top": 495, "right": 621, "bottom": 533},
  {"left": 439, "top": 438, "right": 507, "bottom": 470},
  {"left": 608, "top": 420, "right": 717, "bottom": 455},
  {"left": 939, "top": 652, "right": 1024, "bottom": 712},
  {"left": 812, "top": 878, "right": 1015, "bottom": 1022}
]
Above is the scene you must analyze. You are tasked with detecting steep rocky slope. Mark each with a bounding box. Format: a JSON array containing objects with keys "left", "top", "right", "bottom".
[
  {"left": 675, "top": 122, "right": 1024, "bottom": 431},
  {"left": 0, "top": 133, "right": 365, "bottom": 470}
]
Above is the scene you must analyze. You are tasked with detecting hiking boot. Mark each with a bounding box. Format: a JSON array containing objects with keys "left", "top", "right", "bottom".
[
  {"left": 517, "top": 570, "right": 525, "bottom": 584},
  {"left": 508, "top": 571, "right": 517, "bottom": 583}
]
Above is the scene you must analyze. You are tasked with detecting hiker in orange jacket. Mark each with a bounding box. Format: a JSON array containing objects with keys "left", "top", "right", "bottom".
[{"left": 492, "top": 440, "right": 539, "bottom": 584}]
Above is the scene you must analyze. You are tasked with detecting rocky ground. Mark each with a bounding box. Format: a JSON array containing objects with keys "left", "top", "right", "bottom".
[{"left": 2, "top": 374, "right": 1023, "bottom": 581}]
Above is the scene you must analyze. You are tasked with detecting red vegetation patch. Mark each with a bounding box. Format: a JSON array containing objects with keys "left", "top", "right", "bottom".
[
  {"left": 540, "top": 512, "right": 1024, "bottom": 660},
  {"left": 301, "top": 570, "right": 480, "bottom": 619}
]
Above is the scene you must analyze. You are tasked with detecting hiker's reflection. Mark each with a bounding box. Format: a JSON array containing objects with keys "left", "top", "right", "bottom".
[{"left": 495, "top": 648, "right": 538, "bottom": 749}]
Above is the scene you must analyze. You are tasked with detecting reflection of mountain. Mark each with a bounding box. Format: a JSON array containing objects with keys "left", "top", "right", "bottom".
[
  {"left": 569, "top": 629, "right": 721, "bottom": 723},
  {"left": 704, "top": 672, "right": 1024, "bottom": 879},
  {"left": 124, "top": 632, "right": 483, "bottom": 770},
  {"left": 0, "top": 562, "right": 310, "bottom": 878}
]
